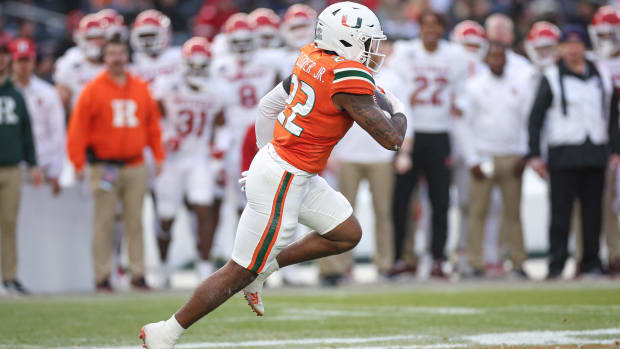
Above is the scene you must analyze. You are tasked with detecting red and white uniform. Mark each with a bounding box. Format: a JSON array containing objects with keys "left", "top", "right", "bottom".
[
  {"left": 152, "top": 37, "right": 222, "bottom": 218},
  {"left": 211, "top": 14, "right": 279, "bottom": 203},
  {"left": 131, "top": 48, "right": 182, "bottom": 87},
  {"left": 451, "top": 20, "right": 487, "bottom": 79},
  {"left": 54, "top": 14, "right": 104, "bottom": 107},
  {"left": 152, "top": 73, "right": 223, "bottom": 217},
  {"left": 130, "top": 9, "right": 181, "bottom": 87},
  {"left": 388, "top": 39, "right": 467, "bottom": 134}
]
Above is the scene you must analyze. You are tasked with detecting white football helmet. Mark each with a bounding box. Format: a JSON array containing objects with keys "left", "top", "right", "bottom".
[
  {"left": 451, "top": 20, "right": 488, "bottom": 60},
  {"left": 249, "top": 8, "right": 281, "bottom": 49},
  {"left": 75, "top": 14, "right": 105, "bottom": 60},
  {"left": 589, "top": 5, "right": 620, "bottom": 59},
  {"left": 224, "top": 13, "right": 256, "bottom": 62},
  {"left": 525, "top": 21, "right": 560, "bottom": 69},
  {"left": 130, "top": 9, "right": 171, "bottom": 56},
  {"left": 314, "top": 1, "right": 386, "bottom": 72},
  {"left": 281, "top": 4, "right": 317, "bottom": 50},
  {"left": 181, "top": 37, "right": 212, "bottom": 90},
  {"left": 97, "top": 8, "right": 128, "bottom": 41}
]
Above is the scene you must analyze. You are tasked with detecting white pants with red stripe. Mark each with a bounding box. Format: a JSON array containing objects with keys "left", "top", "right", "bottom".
[{"left": 231, "top": 144, "right": 353, "bottom": 273}]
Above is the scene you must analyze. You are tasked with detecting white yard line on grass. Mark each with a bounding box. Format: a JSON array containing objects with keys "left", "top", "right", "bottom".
[
  {"left": 11, "top": 327, "right": 619, "bottom": 349},
  {"left": 78, "top": 335, "right": 426, "bottom": 349},
  {"left": 462, "top": 328, "right": 620, "bottom": 346}
]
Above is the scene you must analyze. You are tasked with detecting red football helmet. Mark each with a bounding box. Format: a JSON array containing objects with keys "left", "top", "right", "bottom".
[
  {"left": 451, "top": 20, "right": 487, "bottom": 59},
  {"left": 97, "top": 9, "right": 127, "bottom": 41},
  {"left": 181, "top": 36, "right": 212, "bottom": 89},
  {"left": 525, "top": 21, "right": 561, "bottom": 68},
  {"left": 249, "top": 8, "right": 280, "bottom": 49},
  {"left": 130, "top": 9, "right": 171, "bottom": 55},
  {"left": 589, "top": 5, "right": 620, "bottom": 59},
  {"left": 74, "top": 13, "right": 106, "bottom": 60},
  {"left": 281, "top": 4, "right": 317, "bottom": 49},
  {"left": 224, "top": 13, "right": 256, "bottom": 60}
]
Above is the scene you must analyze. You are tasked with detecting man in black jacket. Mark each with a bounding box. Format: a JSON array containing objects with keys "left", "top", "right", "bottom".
[
  {"left": 528, "top": 25, "right": 620, "bottom": 279},
  {"left": 0, "top": 42, "right": 42, "bottom": 294}
]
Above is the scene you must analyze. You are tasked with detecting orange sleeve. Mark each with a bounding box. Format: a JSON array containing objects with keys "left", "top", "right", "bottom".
[
  {"left": 66, "top": 84, "right": 93, "bottom": 171},
  {"left": 329, "top": 62, "right": 375, "bottom": 97},
  {"left": 144, "top": 85, "right": 165, "bottom": 162}
]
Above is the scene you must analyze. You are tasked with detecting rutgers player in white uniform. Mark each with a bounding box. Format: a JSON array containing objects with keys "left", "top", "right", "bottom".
[
  {"left": 130, "top": 9, "right": 182, "bottom": 251},
  {"left": 211, "top": 14, "right": 279, "bottom": 214},
  {"left": 153, "top": 37, "right": 224, "bottom": 283},
  {"left": 449, "top": 20, "right": 489, "bottom": 274},
  {"left": 54, "top": 13, "right": 105, "bottom": 111},
  {"left": 587, "top": 6, "right": 620, "bottom": 274},
  {"left": 130, "top": 10, "right": 182, "bottom": 86},
  {"left": 277, "top": 4, "right": 318, "bottom": 79},
  {"left": 389, "top": 11, "right": 467, "bottom": 278}
]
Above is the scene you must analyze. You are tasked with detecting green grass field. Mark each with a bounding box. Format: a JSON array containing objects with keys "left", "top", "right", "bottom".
[{"left": 1, "top": 281, "right": 619, "bottom": 348}]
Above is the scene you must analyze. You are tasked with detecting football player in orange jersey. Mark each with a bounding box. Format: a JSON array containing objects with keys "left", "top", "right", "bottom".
[{"left": 140, "top": 3, "right": 407, "bottom": 347}]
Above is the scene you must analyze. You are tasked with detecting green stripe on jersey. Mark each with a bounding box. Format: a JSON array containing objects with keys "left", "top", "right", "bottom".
[{"left": 333, "top": 70, "right": 375, "bottom": 85}]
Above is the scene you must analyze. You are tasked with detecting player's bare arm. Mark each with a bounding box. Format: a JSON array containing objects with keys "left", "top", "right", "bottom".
[
  {"left": 56, "top": 84, "right": 72, "bottom": 113},
  {"left": 332, "top": 92, "right": 406, "bottom": 151}
]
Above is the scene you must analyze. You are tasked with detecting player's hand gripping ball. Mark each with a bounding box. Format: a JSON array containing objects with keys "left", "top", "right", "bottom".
[{"left": 374, "top": 88, "right": 394, "bottom": 118}]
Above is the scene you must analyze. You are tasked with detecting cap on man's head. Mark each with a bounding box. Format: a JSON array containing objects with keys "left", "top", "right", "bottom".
[
  {"left": 560, "top": 24, "right": 588, "bottom": 44},
  {"left": 9, "top": 38, "right": 36, "bottom": 60}
]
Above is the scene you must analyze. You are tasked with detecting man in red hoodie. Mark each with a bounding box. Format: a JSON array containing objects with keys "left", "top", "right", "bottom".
[{"left": 67, "top": 37, "right": 165, "bottom": 292}]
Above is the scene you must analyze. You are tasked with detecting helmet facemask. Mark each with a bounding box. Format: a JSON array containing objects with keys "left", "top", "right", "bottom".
[
  {"left": 183, "top": 55, "right": 210, "bottom": 90},
  {"left": 594, "top": 29, "right": 619, "bottom": 59},
  {"left": 357, "top": 33, "right": 386, "bottom": 72},
  {"left": 228, "top": 31, "right": 256, "bottom": 62}
]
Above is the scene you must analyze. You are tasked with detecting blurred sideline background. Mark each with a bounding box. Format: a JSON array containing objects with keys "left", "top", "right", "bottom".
[{"left": 2, "top": 0, "right": 616, "bottom": 293}]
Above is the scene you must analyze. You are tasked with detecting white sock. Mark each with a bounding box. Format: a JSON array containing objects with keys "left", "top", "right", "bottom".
[
  {"left": 261, "top": 259, "right": 280, "bottom": 277},
  {"left": 164, "top": 315, "right": 185, "bottom": 339}
]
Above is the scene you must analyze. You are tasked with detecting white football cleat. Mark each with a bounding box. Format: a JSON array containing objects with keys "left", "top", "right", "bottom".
[
  {"left": 242, "top": 261, "right": 279, "bottom": 316},
  {"left": 140, "top": 321, "right": 177, "bottom": 349}
]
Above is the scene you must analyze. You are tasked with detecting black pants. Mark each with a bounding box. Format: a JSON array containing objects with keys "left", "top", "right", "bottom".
[
  {"left": 392, "top": 132, "right": 451, "bottom": 262},
  {"left": 548, "top": 166, "right": 605, "bottom": 275}
]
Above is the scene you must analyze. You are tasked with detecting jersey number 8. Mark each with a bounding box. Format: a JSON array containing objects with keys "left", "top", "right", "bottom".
[{"left": 278, "top": 74, "right": 316, "bottom": 137}]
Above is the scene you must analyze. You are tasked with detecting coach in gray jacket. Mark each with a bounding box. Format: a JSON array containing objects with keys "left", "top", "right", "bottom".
[{"left": 527, "top": 25, "right": 620, "bottom": 279}]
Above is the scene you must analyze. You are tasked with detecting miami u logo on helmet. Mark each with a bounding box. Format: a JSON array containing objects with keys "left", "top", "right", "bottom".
[{"left": 341, "top": 15, "right": 362, "bottom": 29}]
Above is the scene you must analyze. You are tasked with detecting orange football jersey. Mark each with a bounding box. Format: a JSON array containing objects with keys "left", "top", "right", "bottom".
[{"left": 272, "top": 43, "right": 376, "bottom": 173}]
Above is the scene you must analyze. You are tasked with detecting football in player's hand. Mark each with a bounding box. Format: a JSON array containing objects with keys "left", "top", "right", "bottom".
[{"left": 374, "top": 89, "right": 393, "bottom": 115}]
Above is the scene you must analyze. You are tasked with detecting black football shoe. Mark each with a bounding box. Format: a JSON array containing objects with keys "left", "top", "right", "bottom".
[
  {"left": 96, "top": 279, "right": 114, "bottom": 293},
  {"left": 3, "top": 280, "right": 30, "bottom": 295}
]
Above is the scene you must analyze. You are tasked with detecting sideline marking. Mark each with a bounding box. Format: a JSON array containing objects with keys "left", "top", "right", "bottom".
[{"left": 7, "top": 327, "right": 618, "bottom": 349}]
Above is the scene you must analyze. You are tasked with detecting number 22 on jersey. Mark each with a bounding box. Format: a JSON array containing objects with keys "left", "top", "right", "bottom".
[{"left": 278, "top": 74, "right": 316, "bottom": 137}]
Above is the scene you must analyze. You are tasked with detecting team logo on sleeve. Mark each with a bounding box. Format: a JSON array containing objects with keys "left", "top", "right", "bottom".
[{"left": 341, "top": 15, "right": 362, "bottom": 29}]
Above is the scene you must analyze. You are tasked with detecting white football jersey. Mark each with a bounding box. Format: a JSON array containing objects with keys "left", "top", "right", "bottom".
[
  {"left": 388, "top": 39, "right": 468, "bottom": 133},
  {"left": 53, "top": 47, "right": 103, "bottom": 107},
  {"left": 152, "top": 73, "right": 224, "bottom": 159},
  {"left": 130, "top": 47, "right": 182, "bottom": 87},
  {"left": 598, "top": 56, "right": 620, "bottom": 89},
  {"left": 211, "top": 51, "right": 279, "bottom": 138},
  {"left": 275, "top": 47, "right": 299, "bottom": 81}
]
